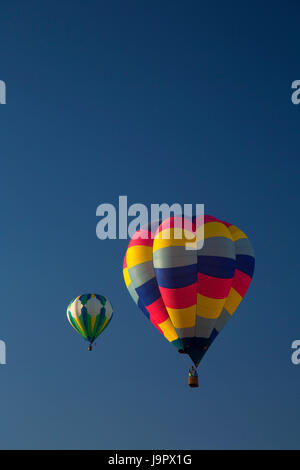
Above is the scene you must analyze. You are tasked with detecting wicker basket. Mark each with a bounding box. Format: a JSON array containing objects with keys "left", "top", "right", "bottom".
[{"left": 188, "top": 375, "right": 199, "bottom": 388}]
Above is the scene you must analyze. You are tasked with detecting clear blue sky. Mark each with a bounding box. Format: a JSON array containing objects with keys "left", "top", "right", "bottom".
[{"left": 0, "top": 0, "right": 299, "bottom": 449}]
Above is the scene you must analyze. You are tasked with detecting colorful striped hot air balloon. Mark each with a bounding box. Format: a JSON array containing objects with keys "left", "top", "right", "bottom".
[
  {"left": 123, "top": 215, "right": 255, "bottom": 386},
  {"left": 67, "top": 293, "right": 113, "bottom": 350}
]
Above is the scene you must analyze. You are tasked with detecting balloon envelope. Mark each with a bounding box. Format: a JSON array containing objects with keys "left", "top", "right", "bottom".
[
  {"left": 123, "top": 215, "right": 255, "bottom": 366},
  {"left": 67, "top": 293, "right": 113, "bottom": 345}
]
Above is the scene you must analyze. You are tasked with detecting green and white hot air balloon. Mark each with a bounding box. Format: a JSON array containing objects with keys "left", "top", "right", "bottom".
[{"left": 67, "top": 293, "right": 113, "bottom": 350}]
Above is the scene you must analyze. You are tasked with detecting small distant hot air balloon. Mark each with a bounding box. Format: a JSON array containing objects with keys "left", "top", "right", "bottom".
[
  {"left": 123, "top": 215, "right": 255, "bottom": 387},
  {"left": 67, "top": 293, "right": 113, "bottom": 350}
]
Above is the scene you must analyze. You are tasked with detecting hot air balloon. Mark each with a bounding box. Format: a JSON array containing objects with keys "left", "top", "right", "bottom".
[
  {"left": 123, "top": 215, "right": 255, "bottom": 387},
  {"left": 67, "top": 293, "right": 113, "bottom": 350}
]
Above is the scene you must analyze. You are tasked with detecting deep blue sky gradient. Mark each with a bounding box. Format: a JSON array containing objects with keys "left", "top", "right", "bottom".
[{"left": 0, "top": 1, "right": 300, "bottom": 449}]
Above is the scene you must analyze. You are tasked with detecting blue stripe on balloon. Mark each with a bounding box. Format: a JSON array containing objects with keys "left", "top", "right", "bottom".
[
  {"left": 236, "top": 254, "right": 255, "bottom": 277},
  {"left": 136, "top": 278, "right": 161, "bottom": 306},
  {"left": 154, "top": 264, "right": 197, "bottom": 288},
  {"left": 92, "top": 307, "right": 106, "bottom": 340},
  {"left": 197, "top": 255, "right": 236, "bottom": 278},
  {"left": 80, "top": 306, "right": 90, "bottom": 340}
]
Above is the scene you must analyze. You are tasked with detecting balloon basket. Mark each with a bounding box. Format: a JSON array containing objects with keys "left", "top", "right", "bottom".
[{"left": 188, "top": 376, "right": 199, "bottom": 388}]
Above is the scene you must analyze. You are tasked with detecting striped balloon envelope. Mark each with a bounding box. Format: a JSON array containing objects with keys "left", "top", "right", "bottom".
[
  {"left": 67, "top": 293, "right": 113, "bottom": 350},
  {"left": 123, "top": 215, "right": 255, "bottom": 367}
]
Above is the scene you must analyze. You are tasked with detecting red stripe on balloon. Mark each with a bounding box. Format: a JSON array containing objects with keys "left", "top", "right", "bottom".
[
  {"left": 204, "top": 215, "right": 220, "bottom": 223},
  {"left": 231, "top": 269, "right": 252, "bottom": 297},
  {"left": 128, "top": 230, "right": 154, "bottom": 247},
  {"left": 194, "top": 214, "right": 221, "bottom": 227},
  {"left": 159, "top": 284, "right": 197, "bottom": 309},
  {"left": 197, "top": 273, "right": 232, "bottom": 299},
  {"left": 220, "top": 220, "right": 232, "bottom": 227},
  {"left": 147, "top": 297, "right": 169, "bottom": 324}
]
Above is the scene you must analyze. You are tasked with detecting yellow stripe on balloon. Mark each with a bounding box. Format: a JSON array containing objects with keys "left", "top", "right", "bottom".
[
  {"left": 227, "top": 225, "right": 247, "bottom": 241},
  {"left": 90, "top": 316, "right": 96, "bottom": 334},
  {"left": 159, "top": 318, "right": 179, "bottom": 342},
  {"left": 196, "top": 294, "right": 226, "bottom": 319},
  {"left": 224, "top": 288, "right": 243, "bottom": 315},
  {"left": 73, "top": 315, "right": 86, "bottom": 336},
  {"left": 123, "top": 267, "right": 131, "bottom": 288},
  {"left": 166, "top": 305, "right": 196, "bottom": 328},
  {"left": 203, "top": 222, "right": 233, "bottom": 240},
  {"left": 126, "top": 245, "right": 153, "bottom": 268}
]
